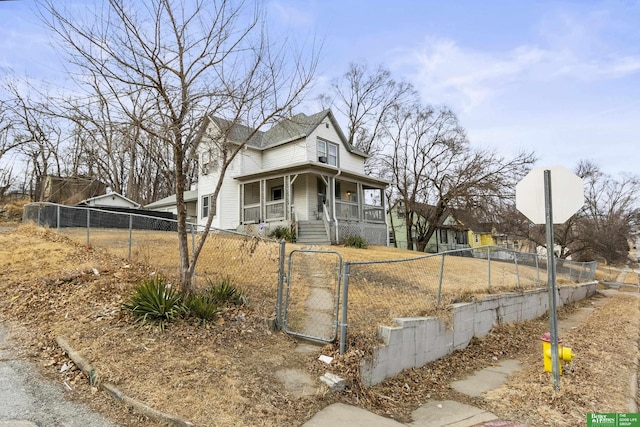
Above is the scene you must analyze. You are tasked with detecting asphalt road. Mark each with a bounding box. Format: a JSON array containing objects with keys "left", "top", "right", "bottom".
[{"left": 0, "top": 325, "right": 118, "bottom": 427}]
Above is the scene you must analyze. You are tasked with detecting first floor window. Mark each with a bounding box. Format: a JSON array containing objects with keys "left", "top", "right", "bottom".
[
  {"left": 202, "top": 194, "right": 215, "bottom": 218},
  {"left": 271, "top": 186, "right": 283, "bottom": 201},
  {"left": 439, "top": 229, "right": 448, "bottom": 244}
]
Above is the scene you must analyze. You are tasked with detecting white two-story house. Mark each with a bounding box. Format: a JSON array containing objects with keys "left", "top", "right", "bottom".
[{"left": 146, "top": 110, "right": 389, "bottom": 246}]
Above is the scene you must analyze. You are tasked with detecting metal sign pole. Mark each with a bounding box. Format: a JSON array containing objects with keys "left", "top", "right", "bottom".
[{"left": 544, "top": 170, "right": 561, "bottom": 391}]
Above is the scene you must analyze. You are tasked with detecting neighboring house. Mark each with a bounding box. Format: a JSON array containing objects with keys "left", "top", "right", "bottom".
[
  {"left": 77, "top": 192, "right": 141, "bottom": 209},
  {"left": 492, "top": 230, "right": 530, "bottom": 253},
  {"left": 388, "top": 201, "right": 470, "bottom": 253},
  {"left": 35, "top": 175, "right": 107, "bottom": 205},
  {"left": 147, "top": 110, "right": 388, "bottom": 245},
  {"left": 144, "top": 190, "right": 198, "bottom": 224},
  {"left": 451, "top": 211, "right": 496, "bottom": 248}
]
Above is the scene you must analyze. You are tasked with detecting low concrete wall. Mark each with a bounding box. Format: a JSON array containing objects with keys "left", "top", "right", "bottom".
[{"left": 360, "top": 281, "right": 598, "bottom": 387}]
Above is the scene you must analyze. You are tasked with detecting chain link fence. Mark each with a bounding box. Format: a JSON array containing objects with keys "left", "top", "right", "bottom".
[
  {"left": 23, "top": 202, "right": 282, "bottom": 319},
  {"left": 343, "top": 246, "right": 597, "bottom": 340},
  {"left": 23, "top": 202, "right": 598, "bottom": 350}
]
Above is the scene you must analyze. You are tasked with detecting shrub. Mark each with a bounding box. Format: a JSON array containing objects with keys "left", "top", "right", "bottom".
[
  {"left": 268, "top": 225, "right": 295, "bottom": 242},
  {"left": 343, "top": 235, "right": 368, "bottom": 249},
  {"left": 203, "top": 277, "right": 245, "bottom": 305},
  {"left": 122, "top": 276, "right": 187, "bottom": 330},
  {"left": 185, "top": 293, "right": 221, "bottom": 324}
]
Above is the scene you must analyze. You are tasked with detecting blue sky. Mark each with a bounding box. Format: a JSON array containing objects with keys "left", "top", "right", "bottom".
[{"left": 2, "top": 0, "right": 639, "bottom": 177}]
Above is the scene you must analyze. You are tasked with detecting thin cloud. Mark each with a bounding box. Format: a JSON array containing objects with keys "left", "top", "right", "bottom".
[
  {"left": 394, "top": 36, "right": 640, "bottom": 113},
  {"left": 267, "top": 1, "right": 315, "bottom": 29}
]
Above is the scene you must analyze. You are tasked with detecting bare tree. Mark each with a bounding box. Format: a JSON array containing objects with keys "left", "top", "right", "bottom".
[
  {"left": 39, "top": 0, "right": 318, "bottom": 291},
  {"left": 3, "top": 82, "right": 65, "bottom": 180},
  {"left": 384, "top": 103, "right": 535, "bottom": 251},
  {"left": 573, "top": 160, "right": 639, "bottom": 263},
  {"left": 498, "top": 160, "right": 639, "bottom": 263},
  {"left": 319, "top": 62, "right": 417, "bottom": 174}
]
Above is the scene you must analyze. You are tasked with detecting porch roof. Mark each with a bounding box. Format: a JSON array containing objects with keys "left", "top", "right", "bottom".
[{"left": 232, "top": 161, "right": 388, "bottom": 188}]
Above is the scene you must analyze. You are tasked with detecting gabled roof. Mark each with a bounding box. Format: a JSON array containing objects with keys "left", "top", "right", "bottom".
[
  {"left": 77, "top": 192, "right": 140, "bottom": 208},
  {"left": 450, "top": 210, "right": 495, "bottom": 233},
  {"left": 204, "top": 110, "right": 368, "bottom": 157}
]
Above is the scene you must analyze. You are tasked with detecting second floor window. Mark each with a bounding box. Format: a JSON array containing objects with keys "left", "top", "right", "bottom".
[{"left": 317, "top": 138, "right": 338, "bottom": 167}]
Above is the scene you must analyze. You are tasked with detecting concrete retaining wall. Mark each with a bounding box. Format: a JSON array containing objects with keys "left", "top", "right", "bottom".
[{"left": 360, "top": 282, "right": 598, "bottom": 387}]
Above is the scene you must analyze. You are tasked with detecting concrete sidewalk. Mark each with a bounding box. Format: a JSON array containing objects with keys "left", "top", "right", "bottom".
[
  {"left": 302, "top": 400, "right": 504, "bottom": 427},
  {"left": 303, "top": 358, "right": 525, "bottom": 427}
]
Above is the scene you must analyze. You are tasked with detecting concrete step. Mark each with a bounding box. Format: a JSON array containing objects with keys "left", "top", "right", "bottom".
[{"left": 297, "top": 220, "right": 330, "bottom": 245}]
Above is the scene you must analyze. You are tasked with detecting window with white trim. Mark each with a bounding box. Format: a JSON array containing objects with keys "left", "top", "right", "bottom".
[
  {"left": 317, "top": 138, "right": 338, "bottom": 166},
  {"left": 272, "top": 186, "right": 283, "bottom": 201},
  {"left": 202, "top": 194, "right": 216, "bottom": 218}
]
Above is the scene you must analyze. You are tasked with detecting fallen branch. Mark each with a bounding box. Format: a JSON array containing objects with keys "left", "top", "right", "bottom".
[
  {"left": 56, "top": 335, "right": 98, "bottom": 385},
  {"left": 56, "top": 335, "right": 193, "bottom": 426},
  {"left": 102, "top": 382, "right": 194, "bottom": 427}
]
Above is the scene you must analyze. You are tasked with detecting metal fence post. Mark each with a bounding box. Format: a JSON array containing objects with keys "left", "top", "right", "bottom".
[
  {"left": 56, "top": 205, "right": 60, "bottom": 231},
  {"left": 191, "top": 225, "right": 196, "bottom": 257},
  {"left": 535, "top": 253, "right": 540, "bottom": 285},
  {"left": 276, "top": 240, "right": 286, "bottom": 331},
  {"left": 37, "top": 205, "right": 41, "bottom": 225},
  {"left": 487, "top": 246, "right": 492, "bottom": 288},
  {"left": 514, "top": 251, "right": 521, "bottom": 290},
  {"left": 437, "top": 254, "right": 445, "bottom": 306},
  {"left": 128, "top": 214, "right": 133, "bottom": 261},
  {"left": 86, "top": 209, "right": 90, "bottom": 248},
  {"left": 339, "top": 261, "right": 350, "bottom": 355}
]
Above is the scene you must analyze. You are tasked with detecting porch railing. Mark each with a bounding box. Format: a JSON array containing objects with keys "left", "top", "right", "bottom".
[
  {"left": 265, "top": 200, "right": 285, "bottom": 221},
  {"left": 364, "top": 205, "right": 384, "bottom": 223},
  {"left": 336, "top": 200, "right": 358, "bottom": 220},
  {"left": 336, "top": 201, "right": 385, "bottom": 223},
  {"left": 243, "top": 204, "right": 260, "bottom": 223}
]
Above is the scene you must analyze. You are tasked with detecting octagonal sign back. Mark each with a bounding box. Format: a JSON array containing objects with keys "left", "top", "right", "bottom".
[{"left": 515, "top": 165, "right": 584, "bottom": 225}]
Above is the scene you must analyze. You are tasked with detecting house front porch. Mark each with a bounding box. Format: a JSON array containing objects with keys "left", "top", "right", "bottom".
[{"left": 235, "top": 164, "right": 388, "bottom": 245}]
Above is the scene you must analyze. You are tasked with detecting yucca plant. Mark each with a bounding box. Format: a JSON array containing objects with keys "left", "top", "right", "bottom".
[
  {"left": 123, "top": 275, "right": 187, "bottom": 330},
  {"left": 203, "top": 277, "right": 245, "bottom": 305},
  {"left": 185, "top": 293, "right": 221, "bottom": 324}
]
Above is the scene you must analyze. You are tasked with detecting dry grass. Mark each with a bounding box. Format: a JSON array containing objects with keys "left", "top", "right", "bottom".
[
  {"left": 53, "top": 227, "right": 589, "bottom": 337},
  {"left": 1, "top": 223, "right": 623, "bottom": 427}
]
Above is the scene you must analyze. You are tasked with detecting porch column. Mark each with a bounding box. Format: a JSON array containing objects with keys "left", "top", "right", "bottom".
[
  {"left": 357, "top": 182, "right": 363, "bottom": 221},
  {"left": 284, "top": 175, "right": 289, "bottom": 221},
  {"left": 260, "top": 179, "right": 266, "bottom": 223},
  {"left": 239, "top": 184, "right": 244, "bottom": 223}
]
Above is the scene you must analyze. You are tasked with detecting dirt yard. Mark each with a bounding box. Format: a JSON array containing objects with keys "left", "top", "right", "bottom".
[{"left": 0, "top": 223, "right": 637, "bottom": 427}]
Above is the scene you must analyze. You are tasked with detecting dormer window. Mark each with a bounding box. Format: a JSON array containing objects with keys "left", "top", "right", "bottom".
[{"left": 317, "top": 138, "right": 338, "bottom": 167}]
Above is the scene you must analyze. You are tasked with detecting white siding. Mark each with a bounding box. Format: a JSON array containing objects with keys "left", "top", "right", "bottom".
[
  {"left": 292, "top": 175, "right": 311, "bottom": 221},
  {"left": 87, "top": 195, "right": 137, "bottom": 208},
  {"left": 239, "top": 148, "right": 262, "bottom": 175},
  {"left": 217, "top": 178, "right": 240, "bottom": 229},
  {"left": 308, "top": 122, "right": 365, "bottom": 174},
  {"left": 197, "top": 160, "right": 241, "bottom": 230},
  {"left": 262, "top": 139, "right": 307, "bottom": 169}
]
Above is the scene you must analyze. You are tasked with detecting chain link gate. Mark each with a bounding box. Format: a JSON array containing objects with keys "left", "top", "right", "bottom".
[{"left": 283, "top": 249, "right": 343, "bottom": 342}]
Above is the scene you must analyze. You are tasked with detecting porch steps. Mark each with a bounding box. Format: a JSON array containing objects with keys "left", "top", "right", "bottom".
[{"left": 297, "top": 220, "right": 330, "bottom": 245}]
